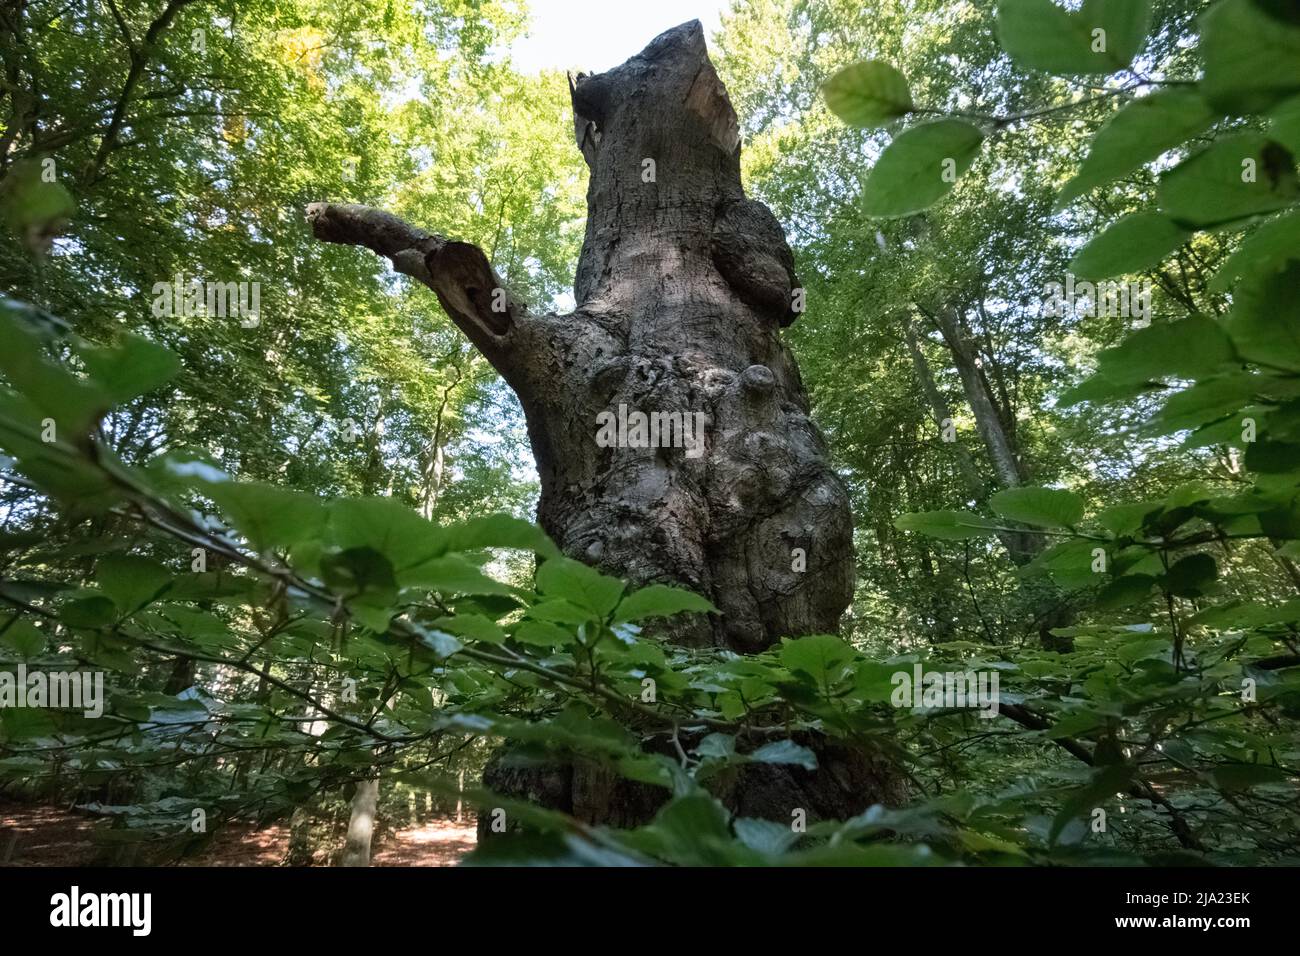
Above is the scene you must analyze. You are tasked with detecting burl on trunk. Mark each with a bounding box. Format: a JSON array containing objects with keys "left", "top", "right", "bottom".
[{"left": 308, "top": 21, "right": 854, "bottom": 653}]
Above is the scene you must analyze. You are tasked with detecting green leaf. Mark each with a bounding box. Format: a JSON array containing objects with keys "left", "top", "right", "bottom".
[
  {"left": 1056, "top": 90, "right": 1216, "bottom": 209},
  {"left": 1157, "top": 134, "right": 1300, "bottom": 228},
  {"left": 432, "top": 613, "right": 506, "bottom": 645},
  {"left": 331, "top": 497, "right": 440, "bottom": 572},
  {"left": 511, "top": 619, "right": 575, "bottom": 649},
  {"left": 823, "top": 61, "right": 914, "bottom": 127},
  {"left": 785, "top": 843, "right": 943, "bottom": 866},
  {"left": 198, "top": 479, "right": 326, "bottom": 553},
  {"left": 861, "top": 120, "right": 985, "bottom": 218},
  {"left": 1270, "top": 93, "right": 1300, "bottom": 156},
  {"left": 96, "top": 554, "right": 173, "bottom": 614},
  {"left": 78, "top": 336, "right": 180, "bottom": 404},
  {"left": 1031, "top": 538, "right": 1103, "bottom": 589},
  {"left": 349, "top": 603, "right": 394, "bottom": 634},
  {"left": 749, "top": 739, "right": 818, "bottom": 771},
  {"left": 536, "top": 556, "right": 625, "bottom": 618},
  {"left": 1190, "top": 403, "right": 1268, "bottom": 450},
  {"left": 1209, "top": 210, "right": 1300, "bottom": 293},
  {"left": 1069, "top": 211, "right": 1189, "bottom": 279},
  {"left": 997, "top": 0, "right": 1152, "bottom": 75},
  {"left": 1163, "top": 553, "right": 1218, "bottom": 598},
  {"left": 0, "top": 158, "right": 76, "bottom": 253},
  {"left": 1093, "top": 315, "right": 1237, "bottom": 386},
  {"left": 1200, "top": 0, "right": 1300, "bottom": 113},
  {"left": 1190, "top": 598, "right": 1300, "bottom": 629},
  {"left": 733, "top": 817, "right": 800, "bottom": 855},
  {"left": 1096, "top": 501, "right": 1164, "bottom": 536},
  {"left": 695, "top": 733, "right": 736, "bottom": 761},
  {"left": 1206, "top": 763, "right": 1291, "bottom": 791},
  {"left": 1049, "top": 763, "right": 1133, "bottom": 844},
  {"left": 320, "top": 547, "right": 397, "bottom": 602},
  {"left": 0, "top": 619, "right": 46, "bottom": 658},
  {"left": 1117, "top": 637, "right": 1170, "bottom": 666},
  {"left": 989, "top": 487, "right": 1085, "bottom": 529},
  {"left": 166, "top": 572, "right": 257, "bottom": 603},
  {"left": 525, "top": 598, "right": 594, "bottom": 626},
  {"left": 153, "top": 605, "right": 238, "bottom": 649},
  {"left": 613, "top": 584, "right": 715, "bottom": 623},
  {"left": 1223, "top": 261, "right": 1300, "bottom": 370},
  {"left": 414, "top": 626, "right": 463, "bottom": 660},
  {"left": 1055, "top": 370, "right": 1148, "bottom": 408},
  {"left": 779, "top": 634, "right": 857, "bottom": 687},
  {"left": 441, "top": 513, "right": 559, "bottom": 559},
  {"left": 1146, "top": 374, "right": 1262, "bottom": 435},
  {"left": 855, "top": 660, "right": 903, "bottom": 702},
  {"left": 402, "top": 554, "right": 515, "bottom": 597},
  {"left": 58, "top": 593, "right": 118, "bottom": 628},
  {"left": 110, "top": 695, "right": 152, "bottom": 723},
  {"left": 1097, "top": 574, "right": 1157, "bottom": 609},
  {"left": 1245, "top": 437, "right": 1300, "bottom": 473},
  {"left": 0, "top": 304, "right": 107, "bottom": 441},
  {"left": 893, "top": 510, "right": 998, "bottom": 539},
  {"left": 631, "top": 794, "right": 738, "bottom": 866},
  {"left": 0, "top": 708, "right": 56, "bottom": 741}
]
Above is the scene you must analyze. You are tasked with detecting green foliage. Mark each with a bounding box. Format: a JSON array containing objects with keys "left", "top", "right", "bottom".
[
  {"left": 1158, "top": 133, "right": 1299, "bottom": 227},
  {"left": 1055, "top": 90, "right": 1216, "bottom": 209},
  {"left": 1200, "top": 0, "right": 1300, "bottom": 111},
  {"left": 861, "top": 120, "right": 985, "bottom": 218},
  {"left": 0, "top": 158, "right": 76, "bottom": 253},
  {"left": 614, "top": 585, "right": 717, "bottom": 624},
  {"left": 1069, "top": 211, "right": 1189, "bottom": 279},
  {"left": 997, "top": 0, "right": 1153, "bottom": 75},
  {"left": 823, "top": 61, "right": 914, "bottom": 127},
  {"left": 8, "top": 300, "right": 1293, "bottom": 865},
  {"left": 989, "top": 487, "right": 1085, "bottom": 529},
  {"left": 787, "top": 0, "right": 1300, "bottom": 863},
  {"left": 893, "top": 510, "right": 1000, "bottom": 540},
  {"left": 2, "top": 0, "right": 1299, "bottom": 869}
]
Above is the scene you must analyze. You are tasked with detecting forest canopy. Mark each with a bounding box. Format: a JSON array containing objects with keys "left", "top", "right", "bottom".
[{"left": 0, "top": 0, "right": 1298, "bottom": 871}]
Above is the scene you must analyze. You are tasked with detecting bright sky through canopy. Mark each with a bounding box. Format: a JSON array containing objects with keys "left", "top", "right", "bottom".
[{"left": 508, "top": 0, "right": 729, "bottom": 73}]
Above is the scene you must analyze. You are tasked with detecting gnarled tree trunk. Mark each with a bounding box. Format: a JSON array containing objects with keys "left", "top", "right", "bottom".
[
  {"left": 308, "top": 21, "right": 852, "bottom": 652},
  {"left": 309, "top": 21, "right": 893, "bottom": 831}
]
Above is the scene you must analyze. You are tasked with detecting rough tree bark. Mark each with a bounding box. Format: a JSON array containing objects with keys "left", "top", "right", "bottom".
[{"left": 308, "top": 21, "right": 898, "bottom": 830}]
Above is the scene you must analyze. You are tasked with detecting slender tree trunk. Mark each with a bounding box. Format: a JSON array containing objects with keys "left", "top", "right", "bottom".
[
  {"left": 339, "top": 778, "right": 379, "bottom": 867},
  {"left": 923, "top": 305, "right": 1027, "bottom": 492},
  {"left": 419, "top": 358, "right": 460, "bottom": 519},
  {"left": 905, "top": 310, "right": 1034, "bottom": 562},
  {"left": 903, "top": 310, "right": 985, "bottom": 499},
  {"left": 916, "top": 305, "right": 1074, "bottom": 649},
  {"left": 286, "top": 806, "right": 314, "bottom": 866}
]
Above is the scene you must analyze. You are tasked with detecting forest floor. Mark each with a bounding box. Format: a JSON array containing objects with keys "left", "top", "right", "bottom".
[{"left": 0, "top": 801, "right": 477, "bottom": 867}]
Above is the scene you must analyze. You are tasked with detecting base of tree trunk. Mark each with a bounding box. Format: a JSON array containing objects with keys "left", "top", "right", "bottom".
[{"left": 477, "top": 733, "right": 906, "bottom": 841}]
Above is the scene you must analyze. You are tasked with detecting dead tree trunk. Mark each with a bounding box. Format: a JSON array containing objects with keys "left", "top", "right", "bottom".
[
  {"left": 307, "top": 21, "right": 853, "bottom": 653},
  {"left": 309, "top": 22, "right": 896, "bottom": 829}
]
